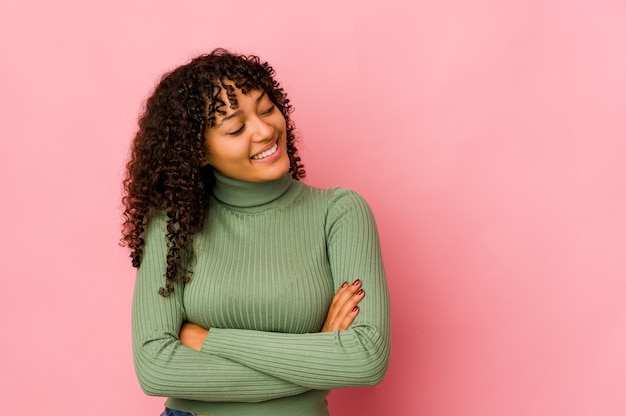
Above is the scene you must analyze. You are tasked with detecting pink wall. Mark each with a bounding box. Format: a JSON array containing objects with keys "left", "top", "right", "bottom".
[{"left": 2, "top": 1, "right": 625, "bottom": 414}]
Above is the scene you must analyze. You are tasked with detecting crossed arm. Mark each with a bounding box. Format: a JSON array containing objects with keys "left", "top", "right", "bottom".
[
  {"left": 133, "top": 189, "right": 390, "bottom": 402},
  {"left": 179, "top": 279, "right": 366, "bottom": 350}
]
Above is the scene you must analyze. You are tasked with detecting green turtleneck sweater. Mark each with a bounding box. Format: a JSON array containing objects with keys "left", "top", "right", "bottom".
[{"left": 132, "top": 173, "right": 390, "bottom": 416}]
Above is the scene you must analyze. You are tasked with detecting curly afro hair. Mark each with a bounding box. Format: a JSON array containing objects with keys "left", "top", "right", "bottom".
[{"left": 121, "top": 49, "right": 305, "bottom": 296}]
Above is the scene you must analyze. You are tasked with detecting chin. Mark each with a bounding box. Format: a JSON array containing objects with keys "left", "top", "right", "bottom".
[{"left": 259, "top": 161, "right": 290, "bottom": 181}]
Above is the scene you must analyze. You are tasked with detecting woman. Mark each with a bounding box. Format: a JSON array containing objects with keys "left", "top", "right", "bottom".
[{"left": 122, "top": 49, "right": 390, "bottom": 416}]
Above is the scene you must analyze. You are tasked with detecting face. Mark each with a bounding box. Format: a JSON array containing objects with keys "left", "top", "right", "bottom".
[{"left": 203, "top": 86, "right": 290, "bottom": 182}]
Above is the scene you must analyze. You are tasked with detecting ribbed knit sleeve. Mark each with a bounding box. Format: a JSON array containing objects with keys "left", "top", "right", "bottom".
[
  {"left": 132, "top": 214, "right": 310, "bottom": 402},
  {"left": 200, "top": 189, "right": 391, "bottom": 389}
]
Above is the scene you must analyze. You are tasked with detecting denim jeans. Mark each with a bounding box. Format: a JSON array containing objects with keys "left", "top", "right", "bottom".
[{"left": 160, "top": 408, "right": 196, "bottom": 416}]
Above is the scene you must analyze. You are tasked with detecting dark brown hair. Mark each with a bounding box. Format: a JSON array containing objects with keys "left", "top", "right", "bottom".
[{"left": 121, "top": 49, "right": 305, "bottom": 296}]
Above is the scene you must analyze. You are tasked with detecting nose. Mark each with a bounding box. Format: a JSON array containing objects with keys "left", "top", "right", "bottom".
[{"left": 251, "top": 117, "right": 274, "bottom": 142}]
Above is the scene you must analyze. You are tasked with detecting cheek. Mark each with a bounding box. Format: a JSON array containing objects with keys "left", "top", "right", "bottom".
[
  {"left": 204, "top": 139, "right": 227, "bottom": 167},
  {"left": 271, "top": 112, "right": 287, "bottom": 131},
  {"left": 208, "top": 139, "right": 250, "bottom": 165}
]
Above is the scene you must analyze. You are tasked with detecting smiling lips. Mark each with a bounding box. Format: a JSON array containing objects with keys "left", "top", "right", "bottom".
[{"left": 250, "top": 141, "right": 279, "bottom": 160}]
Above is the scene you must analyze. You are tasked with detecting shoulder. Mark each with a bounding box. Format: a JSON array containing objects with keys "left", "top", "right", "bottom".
[
  {"left": 141, "top": 210, "right": 173, "bottom": 251},
  {"left": 297, "top": 184, "right": 377, "bottom": 231},
  {"left": 329, "top": 187, "right": 371, "bottom": 212},
  {"left": 144, "top": 210, "right": 168, "bottom": 235},
  {"left": 298, "top": 182, "right": 370, "bottom": 209},
  {"left": 316, "top": 186, "right": 381, "bottom": 244}
]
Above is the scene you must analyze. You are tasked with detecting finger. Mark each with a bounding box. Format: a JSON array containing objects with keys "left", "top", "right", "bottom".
[
  {"left": 326, "top": 281, "right": 353, "bottom": 322},
  {"left": 331, "top": 279, "right": 362, "bottom": 306},
  {"left": 327, "top": 280, "right": 362, "bottom": 323},
  {"left": 338, "top": 305, "right": 360, "bottom": 329},
  {"left": 332, "top": 280, "right": 359, "bottom": 300},
  {"left": 329, "top": 288, "right": 365, "bottom": 331},
  {"left": 336, "top": 288, "right": 365, "bottom": 320}
]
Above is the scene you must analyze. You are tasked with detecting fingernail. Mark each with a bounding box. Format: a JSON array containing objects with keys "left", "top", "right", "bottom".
[
  {"left": 341, "top": 282, "right": 348, "bottom": 288},
  {"left": 352, "top": 279, "right": 361, "bottom": 286},
  {"left": 356, "top": 289, "right": 364, "bottom": 296},
  {"left": 352, "top": 306, "right": 359, "bottom": 312}
]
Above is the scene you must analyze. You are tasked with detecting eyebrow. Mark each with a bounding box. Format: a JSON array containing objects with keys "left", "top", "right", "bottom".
[{"left": 216, "top": 91, "right": 266, "bottom": 126}]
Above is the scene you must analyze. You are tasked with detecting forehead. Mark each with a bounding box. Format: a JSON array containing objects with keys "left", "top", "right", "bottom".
[
  {"left": 214, "top": 76, "right": 261, "bottom": 99},
  {"left": 214, "top": 85, "right": 264, "bottom": 112},
  {"left": 208, "top": 88, "right": 268, "bottom": 130}
]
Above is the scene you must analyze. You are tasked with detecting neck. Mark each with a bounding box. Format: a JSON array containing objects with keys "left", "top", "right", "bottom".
[{"left": 212, "top": 171, "right": 294, "bottom": 209}]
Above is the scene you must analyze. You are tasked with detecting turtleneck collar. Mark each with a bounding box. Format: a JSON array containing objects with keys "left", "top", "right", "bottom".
[{"left": 211, "top": 171, "right": 295, "bottom": 210}]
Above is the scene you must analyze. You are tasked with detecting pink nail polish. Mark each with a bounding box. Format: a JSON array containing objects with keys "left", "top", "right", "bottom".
[
  {"left": 353, "top": 279, "right": 361, "bottom": 286},
  {"left": 356, "top": 289, "right": 364, "bottom": 296},
  {"left": 341, "top": 282, "right": 348, "bottom": 288}
]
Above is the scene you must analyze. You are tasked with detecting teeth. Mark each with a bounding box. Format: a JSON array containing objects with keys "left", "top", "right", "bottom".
[{"left": 251, "top": 143, "right": 278, "bottom": 160}]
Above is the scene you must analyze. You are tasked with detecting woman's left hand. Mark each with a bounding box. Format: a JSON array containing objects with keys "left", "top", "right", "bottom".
[
  {"left": 321, "top": 279, "right": 364, "bottom": 332},
  {"left": 179, "top": 322, "right": 210, "bottom": 351}
]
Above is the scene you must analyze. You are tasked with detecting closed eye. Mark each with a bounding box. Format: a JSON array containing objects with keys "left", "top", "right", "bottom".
[
  {"left": 227, "top": 124, "right": 245, "bottom": 136},
  {"left": 261, "top": 105, "right": 275, "bottom": 115}
]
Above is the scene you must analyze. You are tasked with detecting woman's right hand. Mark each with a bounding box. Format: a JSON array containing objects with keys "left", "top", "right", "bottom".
[{"left": 321, "top": 279, "right": 365, "bottom": 332}]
